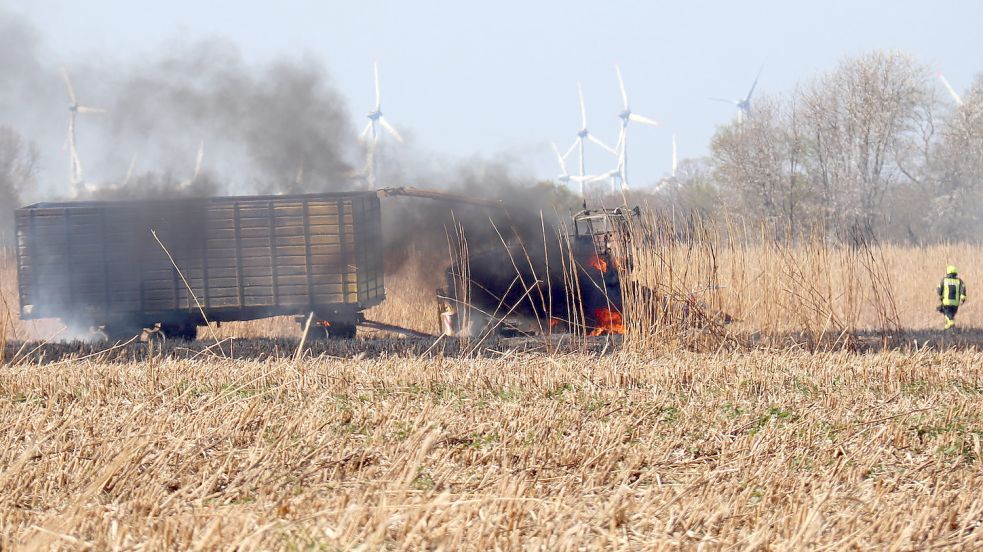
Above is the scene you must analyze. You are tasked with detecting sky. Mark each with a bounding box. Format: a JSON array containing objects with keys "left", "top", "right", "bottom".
[{"left": 5, "top": 0, "right": 982, "bottom": 190}]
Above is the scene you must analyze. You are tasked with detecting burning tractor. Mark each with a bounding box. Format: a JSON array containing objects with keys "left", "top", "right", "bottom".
[{"left": 438, "top": 206, "right": 639, "bottom": 338}]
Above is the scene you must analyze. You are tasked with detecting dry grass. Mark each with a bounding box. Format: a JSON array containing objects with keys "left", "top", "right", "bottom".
[
  {"left": 3, "top": 350, "right": 983, "bottom": 548},
  {"left": 5, "top": 235, "right": 983, "bottom": 548},
  {"left": 619, "top": 218, "right": 983, "bottom": 349},
  {"left": 4, "top": 236, "right": 981, "bottom": 343}
]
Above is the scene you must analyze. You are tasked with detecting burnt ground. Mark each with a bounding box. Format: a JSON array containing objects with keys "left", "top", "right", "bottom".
[
  {"left": 3, "top": 328, "right": 983, "bottom": 365},
  {"left": 0, "top": 334, "right": 624, "bottom": 365}
]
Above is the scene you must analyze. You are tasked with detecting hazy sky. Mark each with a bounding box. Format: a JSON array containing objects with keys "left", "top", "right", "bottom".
[{"left": 6, "top": 0, "right": 982, "bottom": 189}]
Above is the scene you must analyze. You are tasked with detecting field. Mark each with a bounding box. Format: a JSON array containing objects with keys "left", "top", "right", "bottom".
[
  {"left": 3, "top": 351, "right": 983, "bottom": 549},
  {"left": 3, "top": 243, "right": 983, "bottom": 549}
]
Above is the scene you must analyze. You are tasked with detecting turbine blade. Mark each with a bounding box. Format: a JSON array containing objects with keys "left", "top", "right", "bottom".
[
  {"left": 563, "top": 139, "right": 578, "bottom": 160},
  {"left": 378, "top": 116, "right": 403, "bottom": 143},
  {"left": 76, "top": 106, "right": 107, "bottom": 114},
  {"left": 709, "top": 97, "right": 741, "bottom": 105},
  {"left": 360, "top": 121, "right": 373, "bottom": 140},
  {"left": 295, "top": 160, "right": 304, "bottom": 184},
  {"left": 615, "top": 65, "right": 628, "bottom": 109},
  {"left": 587, "top": 171, "right": 617, "bottom": 183},
  {"left": 66, "top": 115, "right": 75, "bottom": 148},
  {"left": 937, "top": 73, "right": 964, "bottom": 106},
  {"left": 577, "top": 82, "right": 587, "bottom": 128},
  {"left": 628, "top": 113, "right": 660, "bottom": 127},
  {"left": 193, "top": 141, "right": 204, "bottom": 180},
  {"left": 373, "top": 60, "right": 381, "bottom": 111},
  {"left": 745, "top": 65, "right": 764, "bottom": 103},
  {"left": 587, "top": 133, "right": 617, "bottom": 156},
  {"left": 550, "top": 141, "right": 568, "bottom": 174},
  {"left": 124, "top": 154, "right": 137, "bottom": 185},
  {"left": 60, "top": 68, "right": 77, "bottom": 105}
]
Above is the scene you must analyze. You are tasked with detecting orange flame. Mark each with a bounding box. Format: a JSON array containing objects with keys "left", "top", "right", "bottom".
[
  {"left": 589, "top": 307, "right": 624, "bottom": 336},
  {"left": 589, "top": 254, "right": 609, "bottom": 273}
]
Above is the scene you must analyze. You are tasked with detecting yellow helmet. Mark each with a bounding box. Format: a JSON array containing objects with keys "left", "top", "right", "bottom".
[{"left": 947, "top": 265, "right": 958, "bottom": 275}]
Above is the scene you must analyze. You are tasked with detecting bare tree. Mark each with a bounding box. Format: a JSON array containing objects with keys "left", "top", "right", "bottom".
[
  {"left": 799, "top": 51, "right": 932, "bottom": 231},
  {"left": 0, "top": 126, "right": 38, "bottom": 248},
  {"left": 712, "top": 95, "right": 810, "bottom": 237},
  {"left": 927, "top": 73, "right": 983, "bottom": 240}
]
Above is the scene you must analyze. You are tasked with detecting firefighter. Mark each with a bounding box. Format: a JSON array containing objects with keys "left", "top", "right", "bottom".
[{"left": 937, "top": 265, "right": 967, "bottom": 330}]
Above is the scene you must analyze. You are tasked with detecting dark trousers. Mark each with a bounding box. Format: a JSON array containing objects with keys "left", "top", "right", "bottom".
[{"left": 942, "top": 305, "right": 958, "bottom": 321}]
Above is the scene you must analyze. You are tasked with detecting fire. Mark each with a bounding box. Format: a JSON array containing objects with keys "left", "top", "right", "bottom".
[
  {"left": 589, "top": 307, "right": 624, "bottom": 336},
  {"left": 589, "top": 254, "right": 609, "bottom": 273}
]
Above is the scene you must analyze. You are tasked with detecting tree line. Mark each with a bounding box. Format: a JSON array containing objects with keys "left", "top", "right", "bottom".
[
  {"left": 658, "top": 51, "right": 983, "bottom": 244},
  {"left": 2, "top": 50, "right": 982, "bottom": 249}
]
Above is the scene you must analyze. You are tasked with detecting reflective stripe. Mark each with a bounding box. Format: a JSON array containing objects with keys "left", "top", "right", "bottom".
[{"left": 942, "top": 277, "right": 963, "bottom": 306}]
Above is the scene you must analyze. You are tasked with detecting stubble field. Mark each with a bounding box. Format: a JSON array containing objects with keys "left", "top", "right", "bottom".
[
  {"left": 3, "top": 246, "right": 983, "bottom": 549},
  {"left": 4, "top": 351, "right": 983, "bottom": 549}
]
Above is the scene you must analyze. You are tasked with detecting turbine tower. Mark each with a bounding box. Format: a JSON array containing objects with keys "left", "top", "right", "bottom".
[
  {"left": 671, "top": 134, "right": 678, "bottom": 179},
  {"left": 359, "top": 61, "right": 403, "bottom": 188},
  {"left": 614, "top": 65, "right": 660, "bottom": 190},
  {"left": 569, "top": 82, "right": 617, "bottom": 197},
  {"left": 711, "top": 66, "right": 763, "bottom": 124},
  {"left": 60, "top": 69, "right": 106, "bottom": 197}
]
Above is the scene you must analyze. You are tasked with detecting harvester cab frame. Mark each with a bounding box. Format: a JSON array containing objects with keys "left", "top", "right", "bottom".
[{"left": 571, "top": 205, "right": 640, "bottom": 279}]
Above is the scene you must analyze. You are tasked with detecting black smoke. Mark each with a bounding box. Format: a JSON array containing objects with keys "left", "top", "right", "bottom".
[
  {"left": 379, "top": 154, "right": 582, "bottom": 269},
  {"left": 91, "top": 43, "right": 357, "bottom": 196},
  {"left": 1, "top": 7, "right": 602, "bottom": 336},
  {"left": 0, "top": 9, "right": 357, "bottom": 202}
]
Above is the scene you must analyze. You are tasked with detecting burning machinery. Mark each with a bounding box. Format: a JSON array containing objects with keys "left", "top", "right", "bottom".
[{"left": 438, "top": 205, "right": 639, "bottom": 337}]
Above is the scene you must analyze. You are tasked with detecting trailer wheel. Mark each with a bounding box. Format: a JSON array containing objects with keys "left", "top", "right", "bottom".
[
  {"left": 99, "top": 323, "right": 144, "bottom": 343},
  {"left": 328, "top": 321, "right": 357, "bottom": 339},
  {"left": 160, "top": 321, "right": 198, "bottom": 341},
  {"left": 301, "top": 322, "right": 330, "bottom": 341}
]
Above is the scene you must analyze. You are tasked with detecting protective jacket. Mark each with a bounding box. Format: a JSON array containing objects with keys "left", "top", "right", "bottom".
[{"left": 938, "top": 276, "right": 967, "bottom": 307}]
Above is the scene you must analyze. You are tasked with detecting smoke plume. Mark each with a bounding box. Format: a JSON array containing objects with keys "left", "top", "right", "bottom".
[
  {"left": 1, "top": 7, "right": 596, "bottom": 337},
  {"left": 0, "top": 9, "right": 357, "bottom": 202}
]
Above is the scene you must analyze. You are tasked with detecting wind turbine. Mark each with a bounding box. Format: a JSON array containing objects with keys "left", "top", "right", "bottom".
[
  {"left": 571, "top": 82, "right": 618, "bottom": 197},
  {"left": 359, "top": 61, "right": 403, "bottom": 188},
  {"left": 937, "top": 72, "right": 964, "bottom": 106},
  {"left": 711, "top": 66, "right": 763, "bottom": 124},
  {"left": 60, "top": 69, "right": 106, "bottom": 197},
  {"left": 613, "top": 65, "right": 660, "bottom": 190},
  {"left": 550, "top": 140, "right": 608, "bottom": 190}
]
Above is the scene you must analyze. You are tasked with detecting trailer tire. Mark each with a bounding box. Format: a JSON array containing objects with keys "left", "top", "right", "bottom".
[
  {"left": 100, "top": 323, "right": 144, "bottom": 343},
  {"left": 328, "top": 321, "right": 357, "bottom": 339},
  {"left": 302, "top": 322, "right": 330, "bottom": 341},
  {"left": 160, "top": 321, "right": 198, "bottom": 341}
]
